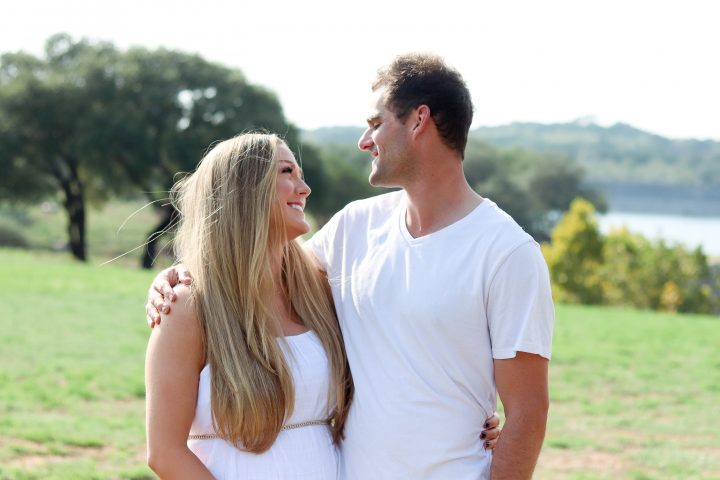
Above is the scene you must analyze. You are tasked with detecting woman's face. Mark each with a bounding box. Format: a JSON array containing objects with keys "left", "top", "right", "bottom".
[{"left": 275, "top": 144, "right": 311, "bottom": 241}]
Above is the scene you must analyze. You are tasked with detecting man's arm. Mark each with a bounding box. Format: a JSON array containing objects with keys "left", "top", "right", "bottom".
[{"left": 490, "top": 352, "right": 549, "bottom": 479}]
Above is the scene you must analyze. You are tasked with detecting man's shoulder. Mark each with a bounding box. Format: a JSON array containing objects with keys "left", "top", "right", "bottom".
[{"left": 477, "top": 199, "right": 535, "bottom": 245}]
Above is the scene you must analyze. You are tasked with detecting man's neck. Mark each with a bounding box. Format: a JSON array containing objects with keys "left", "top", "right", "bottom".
[{"left": 403, "top": 171, "right": 482, "bottom": 239}]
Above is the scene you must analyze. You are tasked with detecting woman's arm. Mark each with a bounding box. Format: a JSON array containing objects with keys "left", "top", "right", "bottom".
[{"left": 145, "top": 285, "right": 213, "bottom": 479}]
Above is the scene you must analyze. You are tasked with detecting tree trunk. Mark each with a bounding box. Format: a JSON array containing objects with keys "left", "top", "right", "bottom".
[
  {"left": 59, "top": 163, "right": 87, "bottom": 261},
  {"left": 142, "top": 203, "right": 179, "bottom": 269}
]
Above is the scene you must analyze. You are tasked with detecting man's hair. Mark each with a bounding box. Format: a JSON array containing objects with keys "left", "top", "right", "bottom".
[{"left": 372, "top": 53, "right": 473, "bottom": 157}]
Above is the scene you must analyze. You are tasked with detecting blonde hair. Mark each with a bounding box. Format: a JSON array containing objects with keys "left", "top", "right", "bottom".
[{"left": 172, "top": 132, "right": 352, "bottom": 452}]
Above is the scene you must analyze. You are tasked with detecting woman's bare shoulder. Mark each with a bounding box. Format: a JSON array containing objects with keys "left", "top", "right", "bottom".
[
  {"left": 156, "top": 284, "right": 199, "bottom": 334},
  {"left": 149, "top": 283, "right": 203, "bottom": 369}
]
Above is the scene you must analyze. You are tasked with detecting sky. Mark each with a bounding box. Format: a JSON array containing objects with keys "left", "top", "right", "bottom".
[{"left": 2, "top": 0, "right": 719, "bottom": 140}]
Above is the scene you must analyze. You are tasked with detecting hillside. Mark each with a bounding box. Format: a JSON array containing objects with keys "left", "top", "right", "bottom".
[{"left": 472, "top": 121, "right": 720, "bottom": 187}]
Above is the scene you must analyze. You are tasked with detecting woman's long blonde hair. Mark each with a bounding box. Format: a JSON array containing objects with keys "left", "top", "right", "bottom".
[{"left": 172, "top": 133, "right": 352, "bottom": 452}]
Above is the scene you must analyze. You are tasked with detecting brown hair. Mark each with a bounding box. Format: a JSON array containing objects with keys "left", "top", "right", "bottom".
[{"left": 373, "top": 53, "right": 473, "bottom": 157}]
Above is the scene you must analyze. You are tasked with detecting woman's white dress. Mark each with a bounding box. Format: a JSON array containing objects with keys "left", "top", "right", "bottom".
[{"left": 188, "top": 331, "right": 338, "bottom": 479}]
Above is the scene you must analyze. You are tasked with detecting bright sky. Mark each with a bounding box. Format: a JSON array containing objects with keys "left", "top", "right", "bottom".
[{"left": 2, "top": 0, "right": 719, "bottom": 140}]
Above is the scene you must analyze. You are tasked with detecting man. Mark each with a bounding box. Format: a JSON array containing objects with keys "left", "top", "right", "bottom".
[{"left": 147, "top": 53, "right": 553, "bottom": 479}]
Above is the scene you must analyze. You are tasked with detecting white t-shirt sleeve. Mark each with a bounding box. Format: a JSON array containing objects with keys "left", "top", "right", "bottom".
[
  {"left": 302, "top": 210, "right": 342, "bottom": 272},
  {"left": 486, "top": 240, "right": 554, "bottom": 360}
]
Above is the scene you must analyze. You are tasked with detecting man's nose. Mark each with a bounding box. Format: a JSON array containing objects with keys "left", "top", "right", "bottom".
[{"left": 358, "top": 128, "right": 374, "bottom": 152}]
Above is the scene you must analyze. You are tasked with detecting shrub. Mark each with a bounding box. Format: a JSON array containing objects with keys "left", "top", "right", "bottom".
[
  {"left": 542, "top": 198, "right": 604, "bottom": 304},
  {"left": 544, "top": 198, "right": 718, "bottom": 314}
]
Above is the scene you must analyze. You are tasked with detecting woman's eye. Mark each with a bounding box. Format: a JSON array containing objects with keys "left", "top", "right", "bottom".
[{"left": 281, "top": 167, "right": 293, "bottom": 174}]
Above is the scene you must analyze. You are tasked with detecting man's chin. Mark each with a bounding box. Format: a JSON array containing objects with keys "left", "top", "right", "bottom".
[
  {"left": 368, "top": 170, "right": 389, "bottom": 187},
  {"left": 369, "top": 171, "right": 402, "bottom": 188}
]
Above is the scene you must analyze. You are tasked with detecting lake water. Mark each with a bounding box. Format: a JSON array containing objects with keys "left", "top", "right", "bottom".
[{"left": 597, "top": 212, "right": 720, "bottom": 257}]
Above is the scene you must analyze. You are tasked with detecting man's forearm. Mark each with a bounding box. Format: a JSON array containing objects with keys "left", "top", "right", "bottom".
[{"left": 489, "top": 406, "right": 548, "bottom": 479}]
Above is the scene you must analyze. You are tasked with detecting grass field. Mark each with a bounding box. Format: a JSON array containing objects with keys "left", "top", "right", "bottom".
[
  {"left": 0, "top": 248, "right": 718, "bottom": 479},
  {"left": 0, "top": 200, "right": 173, "bottom": 268}
]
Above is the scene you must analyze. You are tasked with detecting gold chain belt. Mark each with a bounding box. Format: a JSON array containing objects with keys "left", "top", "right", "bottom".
[{"left": 188, "top": 419, "right": 332, "bottom": 441}]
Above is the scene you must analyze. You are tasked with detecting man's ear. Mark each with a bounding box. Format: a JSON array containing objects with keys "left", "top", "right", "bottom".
[{"left": 410, "top": 105, "right": 431, "bottom": 138}]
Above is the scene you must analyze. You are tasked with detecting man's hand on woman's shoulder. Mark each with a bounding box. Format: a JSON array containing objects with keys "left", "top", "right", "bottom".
[{"left": 145, "top": 265, "right": 192, "bottom": 328}]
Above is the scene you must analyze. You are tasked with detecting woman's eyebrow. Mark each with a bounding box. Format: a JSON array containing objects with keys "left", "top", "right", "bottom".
[{"left": 278, "top": 160, "right": 303, "bottom": 176}]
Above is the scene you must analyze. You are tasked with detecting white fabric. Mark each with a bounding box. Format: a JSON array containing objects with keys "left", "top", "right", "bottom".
[
  {"left": 305, "top": 191, "right": 554, "bottom": 480},
  {"left": 188, "top": 331, "right": 338, "bottom": 479}
]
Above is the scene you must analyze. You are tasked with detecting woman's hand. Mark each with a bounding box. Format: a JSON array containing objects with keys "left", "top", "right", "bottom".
[{"left": 481, "top": 412, "right": 502, "bottom": 450}]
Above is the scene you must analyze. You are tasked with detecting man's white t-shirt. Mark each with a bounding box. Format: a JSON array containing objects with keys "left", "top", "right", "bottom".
[{"left": 305, "top": 191, "right": 554, "bottom": 480}]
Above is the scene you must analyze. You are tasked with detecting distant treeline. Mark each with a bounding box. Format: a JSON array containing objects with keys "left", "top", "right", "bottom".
[{"left": 472, "top": 121, "right": 720, "bottom": 188}]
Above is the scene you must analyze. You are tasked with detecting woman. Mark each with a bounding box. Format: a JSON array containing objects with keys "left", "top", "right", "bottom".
[{"left": 145, "top": 133, "right": 352, "bottom": 478}]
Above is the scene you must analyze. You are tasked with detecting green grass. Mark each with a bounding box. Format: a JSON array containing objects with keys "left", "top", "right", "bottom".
[
  {"left": 538, "top": 305, "right": 720, "bottom": 479},
  {"left": 0, "top": 249, "right": 155, "bottom": 479},
  {"left": 0, "top": 248, "right": 718, "bottom": 479},
  {"left": 0, "top": 200, "right": 174, "bottom": 268}
]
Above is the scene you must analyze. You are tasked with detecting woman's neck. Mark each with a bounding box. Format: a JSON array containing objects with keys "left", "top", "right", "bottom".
[{"left": 270, "top": 246, "right": 308, "bottom": 336}]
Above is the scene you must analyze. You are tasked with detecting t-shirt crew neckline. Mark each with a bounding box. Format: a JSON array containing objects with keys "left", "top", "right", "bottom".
[{"left": 397, "top": 195, "right": 491, "bottom": 245}]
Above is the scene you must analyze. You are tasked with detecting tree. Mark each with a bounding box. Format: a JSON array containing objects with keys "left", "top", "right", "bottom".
[{"left": 0, "top": 34, "right": 122, "bottom": 260}]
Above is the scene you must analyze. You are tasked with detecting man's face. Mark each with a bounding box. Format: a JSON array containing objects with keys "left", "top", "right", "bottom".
[{"left": 358, "top": 88, "right": 413, "bottom": 187}]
